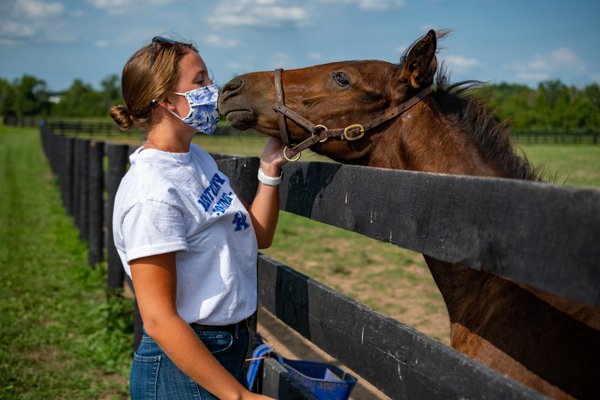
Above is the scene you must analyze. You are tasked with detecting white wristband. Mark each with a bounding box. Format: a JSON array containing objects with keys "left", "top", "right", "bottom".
[{"left": 257, "top": 167, "right": 283, "bottom": 186}]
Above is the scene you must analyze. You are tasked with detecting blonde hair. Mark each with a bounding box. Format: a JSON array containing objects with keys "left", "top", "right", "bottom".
[{"left": 110, "top": 39, "right": 197, "bottom": 131}]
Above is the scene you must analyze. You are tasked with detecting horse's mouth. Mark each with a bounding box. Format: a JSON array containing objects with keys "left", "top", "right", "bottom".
[{"left": 221, "top": 109, "right": 257, "bottom": 131}]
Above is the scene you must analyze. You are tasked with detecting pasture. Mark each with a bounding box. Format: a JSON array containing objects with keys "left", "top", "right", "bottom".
[{"left": 0, "top": 125, "right": 131, "bottom": 399}]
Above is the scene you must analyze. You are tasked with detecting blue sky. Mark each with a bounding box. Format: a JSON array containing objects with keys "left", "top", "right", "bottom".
[{"left": 1, "top": 0, "right": 599, "bottom": 92}]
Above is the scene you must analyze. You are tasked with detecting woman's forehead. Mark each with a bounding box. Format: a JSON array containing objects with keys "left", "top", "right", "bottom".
[{"left": 179, "top": 51, "right": 207, "bottom": 76}]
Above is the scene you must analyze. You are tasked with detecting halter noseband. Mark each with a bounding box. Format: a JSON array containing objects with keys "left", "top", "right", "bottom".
[{"left": 272, "top": 68, "right": 433, "bottom": 161}]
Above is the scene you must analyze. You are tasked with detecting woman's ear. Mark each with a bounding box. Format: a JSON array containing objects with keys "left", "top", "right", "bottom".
[{"left": 156, "top": 96, "right": 177, "bottom": 112}]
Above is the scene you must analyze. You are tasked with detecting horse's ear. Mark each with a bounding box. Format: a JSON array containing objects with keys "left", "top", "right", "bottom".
[{"left": 400, "top": 30, "right": 437, "bottom": 89}]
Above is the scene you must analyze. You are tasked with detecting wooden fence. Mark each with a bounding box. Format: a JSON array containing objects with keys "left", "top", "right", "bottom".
[{"left": 39, "top": 126, "right": 600, "bottom": 399}]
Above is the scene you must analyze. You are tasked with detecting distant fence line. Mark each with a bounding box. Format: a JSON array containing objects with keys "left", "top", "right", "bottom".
[
  {"left": 3, "top": 116, "right": 260, "bottom": 137},
  {"left": 4, "top": 116, "right": 599, "bottom": 143},
  {"left": 512, "top": 130, "right": 599, "bottom": 144}
]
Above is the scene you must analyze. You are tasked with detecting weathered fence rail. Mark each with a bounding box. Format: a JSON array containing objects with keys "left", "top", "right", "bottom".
[{"left": 39, "top": 126, "right": 600, "bottom": 399}]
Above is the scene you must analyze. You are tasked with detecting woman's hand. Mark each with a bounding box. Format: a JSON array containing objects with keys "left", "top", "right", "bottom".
[{"left": 259, "top": 136, "right": 286, "bottom": 176}]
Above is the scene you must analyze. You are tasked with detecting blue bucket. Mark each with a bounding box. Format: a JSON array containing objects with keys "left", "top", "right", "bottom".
[
  {"left": 280, "top": 357, "right": 357, "bottom": 400},
  {"left": 246, "top": 344, "right": 357, "bottom": 400}
]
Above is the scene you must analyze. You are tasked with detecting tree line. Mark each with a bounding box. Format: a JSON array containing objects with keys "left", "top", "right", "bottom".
[
  {"left": 0, "top": 74, "right": 121, "bottom": 119},
  {"left": 1, "top": 73, "right": 599, "bottom": 132}
]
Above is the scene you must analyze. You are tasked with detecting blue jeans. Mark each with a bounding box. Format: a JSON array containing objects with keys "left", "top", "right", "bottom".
[{"left": 130, "top": 325, "right": 250, "bottom": 400}]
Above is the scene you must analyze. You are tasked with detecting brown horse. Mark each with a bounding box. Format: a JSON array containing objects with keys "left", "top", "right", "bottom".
[{"left": 218, "top": 30, "right": 600, "bottom": 399}]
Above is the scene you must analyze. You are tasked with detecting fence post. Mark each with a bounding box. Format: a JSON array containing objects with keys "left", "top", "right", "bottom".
[
  {"left": 105, "top": 143, "right": 130, "bottom": 290},
  {"left": 63, "top": 137, "right": 76, "bottom": 216},
  {"left": 74, "top": 139, "right": 90, "bottom": 242},
  {"left": 88, "top": 140, "right": 105, "bottom": 266}
]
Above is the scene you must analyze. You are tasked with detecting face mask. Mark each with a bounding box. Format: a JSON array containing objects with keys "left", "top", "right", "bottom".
[{"left": 169, "top": 83, "right": 220, "bottom": 135}]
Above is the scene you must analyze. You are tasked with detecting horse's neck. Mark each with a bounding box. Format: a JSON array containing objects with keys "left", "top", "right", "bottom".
[
  {"left": 366, "top": 104, "right": 506, "bottom": 177},
  {"left": 424, "top": 257, "right": 492, "bottom": 322}
]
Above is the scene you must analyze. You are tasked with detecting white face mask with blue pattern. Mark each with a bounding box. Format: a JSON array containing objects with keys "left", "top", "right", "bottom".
[{"left": 169, "top": 83, "right": 220, "bottom": 135}]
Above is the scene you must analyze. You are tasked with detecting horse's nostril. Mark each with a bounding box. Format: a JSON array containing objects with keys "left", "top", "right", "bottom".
[{"left": 221, "top": 78, "right": 244, "bottom": 99}]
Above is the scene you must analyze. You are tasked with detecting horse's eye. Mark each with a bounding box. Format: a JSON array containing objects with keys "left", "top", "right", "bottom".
[{"left": 332, "top": 72, "right": 350, "bottom": 87}]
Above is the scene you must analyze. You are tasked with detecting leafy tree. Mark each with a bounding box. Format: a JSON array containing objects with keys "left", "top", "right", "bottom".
[
  {"left": 12, "top": 74, "right": 50, "bottom": 117},
  {"left": 0, "top": 78, "right": 16, "bottom": 116},
  {"left": 53, "top": 79, "right": 102, "bottom": 117},
  {"left": 100, "top": 74, "right": 123, "bottom": 111}
]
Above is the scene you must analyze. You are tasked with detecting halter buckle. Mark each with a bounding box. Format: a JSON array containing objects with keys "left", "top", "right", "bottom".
[{"left": 343, "top": 124, "right": 365, "bottom": 141}]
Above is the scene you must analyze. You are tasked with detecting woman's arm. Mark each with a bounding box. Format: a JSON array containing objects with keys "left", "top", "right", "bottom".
[
  {"left": 130, "top": 252, "right": 270, "bottom": 400},
  {"left": 247, "top": 137, "right": 286, "bottom": 249}
]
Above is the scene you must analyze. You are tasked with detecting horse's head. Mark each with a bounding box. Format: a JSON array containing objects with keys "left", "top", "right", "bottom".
[{"left": 219, "top": 30, "right": 438, "bottom": 163}]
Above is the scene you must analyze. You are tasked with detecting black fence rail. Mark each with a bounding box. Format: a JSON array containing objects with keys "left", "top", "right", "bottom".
[{"left": 39, "top": 126, "right": 600, "bottom": 399}]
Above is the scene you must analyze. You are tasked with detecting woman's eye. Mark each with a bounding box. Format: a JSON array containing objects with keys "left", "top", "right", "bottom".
[{"left": 332, "top": 72, "right": 350, "bottom": 87}]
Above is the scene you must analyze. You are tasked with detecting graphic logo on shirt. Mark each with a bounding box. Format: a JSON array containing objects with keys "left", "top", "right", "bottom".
[
  {"left": 232, "top": 211, "right": 250, "bottom": 231},
  {"left": 197, "top": 173, "right": 234, "bottom": 216}
]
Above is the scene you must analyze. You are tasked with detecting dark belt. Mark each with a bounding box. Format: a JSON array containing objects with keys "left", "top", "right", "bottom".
[{"left": 191, "top": 318, "right": 250, "bottom": 332}]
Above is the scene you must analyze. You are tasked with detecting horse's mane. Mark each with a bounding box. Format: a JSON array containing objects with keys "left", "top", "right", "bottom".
[
  {"left": 433, "top": 73, "right": 541, "bottom": 181},
  {"left": 400, "top": 30, "right": 540, "bottom": 181}
]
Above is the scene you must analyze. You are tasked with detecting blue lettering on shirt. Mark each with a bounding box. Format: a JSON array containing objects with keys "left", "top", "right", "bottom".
[
  {"left": 232, "top": 211, "right": 250, "bottom": 231},
  {"left": 197, "top": 173, "right": 226, "bottom": 212},
  {"left": 212, "top": 192, "right": 234, "bottom": 216}
]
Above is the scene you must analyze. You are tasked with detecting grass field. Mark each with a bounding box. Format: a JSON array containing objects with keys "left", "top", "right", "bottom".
[
  {"left": 0, "top": 125, "right": 131, "bottom": 399},
  {"left": 1, "top": 124, "right": 598, "bottom": 398}
]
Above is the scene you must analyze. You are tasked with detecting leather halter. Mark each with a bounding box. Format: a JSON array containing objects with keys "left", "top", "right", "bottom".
[{"left": 272, "top": 68, "right": 433, "bottom": 161}]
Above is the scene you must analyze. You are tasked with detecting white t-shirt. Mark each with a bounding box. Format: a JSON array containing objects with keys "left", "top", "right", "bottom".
[{"left": 112, "top": 144, "right": 258, "bottom": 325}]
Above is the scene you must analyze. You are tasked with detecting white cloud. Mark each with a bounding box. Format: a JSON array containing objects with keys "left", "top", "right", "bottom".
[
  {"left": 203, "top": 34, "right": 239, "bottom": 48},
  {"left": 357, "top": 0, "right": 404, "bottom": 11},
  {"left": 444, "top": 54, "right": 481, "bottom": 73},
  {"left": 17, "top": 0, "right": 64, "bottom": 18},
  {"left": 307, "top": 52, "right": 324, "bottom": 61},
  {"left": 207, "top": 0, "right": 404, "bottom": 30},
  {"left": 225, "top": 61, "right": 251, "bottom": 71},
  {"left": 209, "top": 0, "right": 310, "bottom": 28},
  {"left": 87, "top": 0, "right": 178, "bottom": 15},
  {"left": 318, "top": 0, "right": 405, "bottom": 11},
  {"left": 0, "top": 0, "right": 70, "bottom": 45},
  {"left": 95, "top": 39, "right": 111, "bottom": 47},
  {"left": 504, "top": 47, "right": 587, "bottom": 82}
]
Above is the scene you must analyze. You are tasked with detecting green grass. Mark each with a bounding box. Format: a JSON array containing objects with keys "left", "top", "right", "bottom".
[
  {"left": 518, "top": 144, "right": 600, "bottom": 188},
  {"left": 0, "top": 125, "right": 132, "bottom": 399}
]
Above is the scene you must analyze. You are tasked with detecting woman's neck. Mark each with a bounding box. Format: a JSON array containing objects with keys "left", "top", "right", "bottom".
[{"left": 145, "top": 121, "right": 195, "bottom": 153}]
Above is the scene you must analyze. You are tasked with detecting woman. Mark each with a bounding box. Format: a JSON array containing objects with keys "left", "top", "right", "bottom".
[{"left": 110, "top": 36, "right": 282, "bottom": 399}]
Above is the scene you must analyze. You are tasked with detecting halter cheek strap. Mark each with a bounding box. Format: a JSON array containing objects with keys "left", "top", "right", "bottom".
[
  {"left": 273, "top": 68, "right": 290, "bottom": 147},
  {"left": 272, "top": 68, "right": 433, "bottom": 161}
]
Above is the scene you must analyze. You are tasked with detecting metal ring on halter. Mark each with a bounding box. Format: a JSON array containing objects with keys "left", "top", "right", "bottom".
[
  {"left": 313, "top": 124, "right": 329, "bottom": 143},
  {"left": 283, "top": 146, "right": 301, "bottom": 162}
]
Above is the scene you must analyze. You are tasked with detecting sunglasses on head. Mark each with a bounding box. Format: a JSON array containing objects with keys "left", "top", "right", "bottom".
[{"left": 150, "top": 36, "right": 181, "bottom": 66}]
